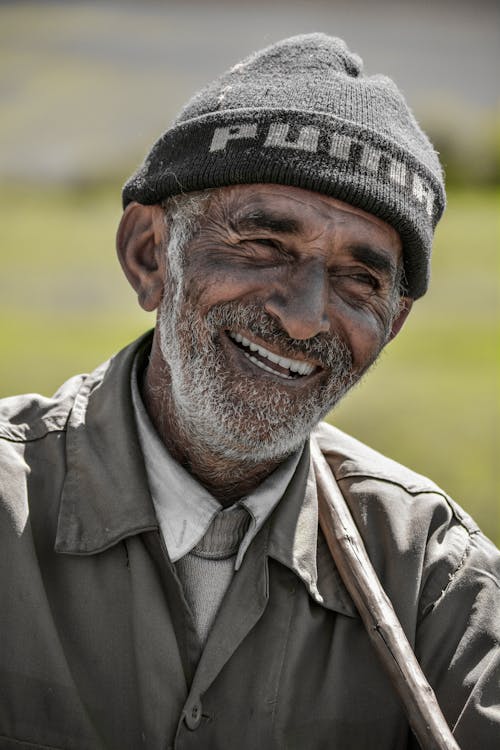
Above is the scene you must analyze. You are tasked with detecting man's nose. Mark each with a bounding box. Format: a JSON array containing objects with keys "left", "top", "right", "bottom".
[{"left": 263, "top": 261, "right": 331, "bottom": 340}]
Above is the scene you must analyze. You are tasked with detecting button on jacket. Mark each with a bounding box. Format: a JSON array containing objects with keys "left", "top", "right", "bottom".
[{"left": 0, "top": 333, "right": 499, "bottom": 750}]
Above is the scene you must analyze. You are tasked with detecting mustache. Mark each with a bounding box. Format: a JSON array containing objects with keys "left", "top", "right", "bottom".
[{"left": 204, "top": 301, "right": 353, "bottom": 372}]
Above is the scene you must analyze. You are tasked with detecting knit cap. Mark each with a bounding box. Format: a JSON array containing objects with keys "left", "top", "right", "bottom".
[{"left": 123, "top": 33, "right": 446, "bottom": 298}]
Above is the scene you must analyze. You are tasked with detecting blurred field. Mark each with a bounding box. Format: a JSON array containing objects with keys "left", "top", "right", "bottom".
[
  {"left": 0, "top": 183, "right": 498, "bottom": 543},
  {"left": 1, "top": 1, "right": 499, "bottom": 185}
]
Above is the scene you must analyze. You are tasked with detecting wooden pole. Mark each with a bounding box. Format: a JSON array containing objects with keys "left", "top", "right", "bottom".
[{"left": 311, "top": 440, "right": 461, "bottom": 750}]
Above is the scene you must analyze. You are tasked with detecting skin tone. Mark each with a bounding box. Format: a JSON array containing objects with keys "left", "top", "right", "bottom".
[{"left": 117, "top": 184, "right": 412, "bottom": 505}]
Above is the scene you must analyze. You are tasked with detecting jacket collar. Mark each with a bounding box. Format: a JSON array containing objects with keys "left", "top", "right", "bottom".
[
  {"left": 267, "top": 439, "right": 357, "bottom": 618},
  {"left": 55, "top": 332, "right": 357, "bottom": 617},
  {"left": 55, "top": 332, "right": 158, "bottom": 555}
]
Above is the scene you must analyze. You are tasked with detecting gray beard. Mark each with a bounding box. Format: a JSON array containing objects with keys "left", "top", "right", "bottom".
[{"left": 158, "top": 293, "right": 360, "bottom": 464}]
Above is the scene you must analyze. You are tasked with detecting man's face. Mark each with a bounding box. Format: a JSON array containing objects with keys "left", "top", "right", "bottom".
[{"left": 157, "top": 184, "right": 403, "bottom": 463}]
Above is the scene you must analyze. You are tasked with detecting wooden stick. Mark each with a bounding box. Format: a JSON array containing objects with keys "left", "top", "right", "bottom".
[{"left": 311, "top": 440, "right": 460, "bottom": 750}]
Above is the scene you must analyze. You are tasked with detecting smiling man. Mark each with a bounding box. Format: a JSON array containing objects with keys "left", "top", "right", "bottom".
[
  {"left": 0, "top": 34, "right": 499, "bottom": 750},
  {"left": 123, "top": 184, "right": 407, "bottom": 502}
]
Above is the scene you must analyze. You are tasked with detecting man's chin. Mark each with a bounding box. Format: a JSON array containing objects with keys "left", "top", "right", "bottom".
[
  {"left": 180, "top": 397, "right": 329, "bottom": 464},
  {"left": 201, "top": 428, "right": 307, "bottom": 464}
]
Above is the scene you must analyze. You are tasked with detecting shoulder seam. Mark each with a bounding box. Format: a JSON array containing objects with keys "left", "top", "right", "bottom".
[
  {"left": 0, "top": 427, "right": 66, "bottom": 444},
  {"left": 0, "top": 414, "right": 70, "bottom": 443},
  {"left": 336, "top": 471, "right": 479, "bottom": 536},
  {"left": 336, "top": 469, "right": 448, "bottom": 500},
  {"left": 417, "top": 534, "right": 472, "bottom": 624}
]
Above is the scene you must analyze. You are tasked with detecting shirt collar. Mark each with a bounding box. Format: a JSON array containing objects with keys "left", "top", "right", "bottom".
[{"left": 130, "top": 355, "right": 303, "bottom": 569}]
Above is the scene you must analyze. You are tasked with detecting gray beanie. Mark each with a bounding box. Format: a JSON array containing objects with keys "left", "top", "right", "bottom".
[{"left": 123, "top": 33, "right": 446, "bottom": 298}]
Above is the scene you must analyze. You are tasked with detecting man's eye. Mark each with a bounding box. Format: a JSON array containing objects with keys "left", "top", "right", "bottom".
[
  {"left": 332, "top": 271, "right": 379, "bottom": 290},
  {"left": 349, "top": 273, "right": 379, "bottom": 288},
  {"left": 239, "top": 238, "right": 291, "bottom": 265},
  {"left": 252, "top": 237, "right": 280, "bottom": 250}
]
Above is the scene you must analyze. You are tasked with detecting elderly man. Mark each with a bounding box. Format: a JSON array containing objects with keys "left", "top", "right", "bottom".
[{"left": 0, "top": 34, "right": 498, "bottom": 750}]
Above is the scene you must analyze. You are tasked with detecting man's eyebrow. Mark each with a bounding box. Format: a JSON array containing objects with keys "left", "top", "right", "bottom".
[
  {"left": 228, "top": 213, "right": 398, "bottom": 274},
  {"left": 348, "top": 244, "right": 398, "bottom": 276},
  {"left": 229, "top": 210, "right": 301, "bottom": 235}
]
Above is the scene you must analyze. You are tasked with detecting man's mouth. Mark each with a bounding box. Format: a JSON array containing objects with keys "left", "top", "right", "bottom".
[{"left": 228, "top": 331, "right": 317, "bottom": 380}]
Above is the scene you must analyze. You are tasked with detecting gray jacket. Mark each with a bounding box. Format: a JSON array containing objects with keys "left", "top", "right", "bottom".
[{"left": 0, "top": 333, "right": 498, "bottom": 749}]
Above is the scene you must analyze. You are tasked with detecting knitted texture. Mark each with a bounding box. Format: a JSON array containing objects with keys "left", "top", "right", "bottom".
[
  {"left": 123, "top": 33, "right": 446, "bottom": 298},
  {"left": 175, "top": 507, "right": 250, "bottom": 645}
]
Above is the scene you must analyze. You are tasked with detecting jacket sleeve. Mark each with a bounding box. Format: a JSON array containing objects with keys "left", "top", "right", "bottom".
[{"left": 413, "top": 517, "right": 500, "bottom": 750}]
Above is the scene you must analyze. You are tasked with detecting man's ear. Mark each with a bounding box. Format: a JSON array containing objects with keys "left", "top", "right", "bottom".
[
  {"left": 388, "top": 296, "right": 413, "bottom": 341},
  {"left": 116, "top": 203, "right": 167, "bottom": 311}
]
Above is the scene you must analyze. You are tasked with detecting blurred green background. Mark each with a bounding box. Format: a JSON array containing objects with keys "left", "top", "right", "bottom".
[{"left": 1, "top": 1, "right": 499, "bottom": 544}]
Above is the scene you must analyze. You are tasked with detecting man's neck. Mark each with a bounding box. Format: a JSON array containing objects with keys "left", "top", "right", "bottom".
[{"left": 141, "top": 336, "right": 285, "bottom": 507}]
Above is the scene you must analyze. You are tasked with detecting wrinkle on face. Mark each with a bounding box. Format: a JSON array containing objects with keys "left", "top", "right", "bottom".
[
  {"left": 152, "top": 183, "right": 406, "bottom": 468},
  {"left": 220, "top": 185, "right": 402, "bottom": 254}
]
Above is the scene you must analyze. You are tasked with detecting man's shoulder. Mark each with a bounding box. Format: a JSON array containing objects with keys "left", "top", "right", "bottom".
[
  {"left": 315, "top": 420, "right": 445, "bottom": 495},
  {"left": 313, "top": 421, "right": 499, "bottom": 621},
  {"left": 313, "top": 420, "right": 480, "bottom": 536},
  {"left": 0, "top": 375, "right": 89, "bottom": 546},
  {"left": 0, "top": 374, "right": 86, "bottom": 444},
  {"left": 0, "top": 333, "right": 151, "bottom": 445}
]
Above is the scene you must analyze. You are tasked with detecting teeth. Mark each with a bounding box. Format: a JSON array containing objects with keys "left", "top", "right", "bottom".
[
  {"left": 229, "top": 332, "right": 314, "bottom": 376},
  {"left": 246, "top": 353, "right": 294, "bottom": 379}
]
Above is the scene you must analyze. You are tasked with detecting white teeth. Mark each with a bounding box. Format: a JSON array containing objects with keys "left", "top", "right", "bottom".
[
  {"left": 228, "top": 332, "right": 315, "bottom": 377},
  {"left": 246, "top": 353, "right": 294, "bottom": 379}
]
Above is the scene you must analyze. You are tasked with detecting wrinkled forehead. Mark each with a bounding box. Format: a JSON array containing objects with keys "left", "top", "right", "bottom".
[{"left": 201, "top": 183, "right": 403, "bottom": 259}]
